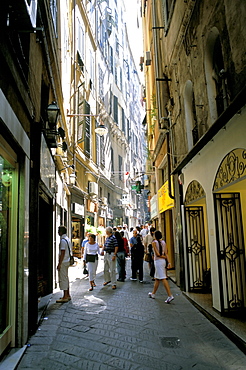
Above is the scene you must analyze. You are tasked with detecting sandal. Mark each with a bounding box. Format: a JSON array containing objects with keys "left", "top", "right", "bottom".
[
  {"left": 112, "top": 285, "right": 117, "bottom": 290},
  {"left": 89, "top": 287, "right": 93, "bottom": 291},
  {"left": 103, "top": 281, "right": 111, "bottom": 286}
]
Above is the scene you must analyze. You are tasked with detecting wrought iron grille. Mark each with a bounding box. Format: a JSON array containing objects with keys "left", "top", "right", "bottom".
[
  {"left": 214, "top": 193, "right": 246, "bottom": 313},
  {"left": 185, "top": 207, "right": 209, "bottom": 291}
]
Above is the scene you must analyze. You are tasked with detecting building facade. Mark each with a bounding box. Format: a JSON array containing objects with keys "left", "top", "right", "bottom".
[
  {"left": 0, "top": 0, "right": 145, "bottom": 357},
  {"left": 142, "top": 0, "right": 246, "bottom": 315}
]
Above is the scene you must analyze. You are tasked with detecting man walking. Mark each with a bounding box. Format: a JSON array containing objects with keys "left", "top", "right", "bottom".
[
  {"left": 56, "top": 225, "right": 72, "bottom": 303},
  {"left": 101, "top": 227, "right": 118, "bottom": 289}
]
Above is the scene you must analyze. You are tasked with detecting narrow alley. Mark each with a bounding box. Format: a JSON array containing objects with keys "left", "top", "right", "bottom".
[{"left": 15, "top": 260, "right": 246, "bottom": 370}]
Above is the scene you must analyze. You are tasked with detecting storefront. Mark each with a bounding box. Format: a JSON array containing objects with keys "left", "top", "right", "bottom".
[
  {"left": 0, "top": 93, "right": 30, "bottom": 354},
  {"left": 69, "top": 187, "right": 86, "bottom": 259},
  {"left": 180, "top": 111, "right": 246, "bottom": 314},
  {"left": 158, "top": 180, "right": 175, "bottom": 268}
]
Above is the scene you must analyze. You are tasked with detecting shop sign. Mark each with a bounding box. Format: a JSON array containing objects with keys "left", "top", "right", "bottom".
[
  {"left": 72, "top": 202, "right": 84, "bottom": 216},
  {"left": 107, "top": 207, "right": 113, "bottom": 219},
  {"left": 150, "top": 194, "right": 158, "bottom": 219},
  {"left": 158, "top": 179, "right": 174, "bottom": 213}
]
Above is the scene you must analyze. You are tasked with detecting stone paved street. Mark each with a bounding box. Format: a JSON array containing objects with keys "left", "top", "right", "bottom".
[{"left": 17, "top": 258, "right": 246, "bottom": 369}]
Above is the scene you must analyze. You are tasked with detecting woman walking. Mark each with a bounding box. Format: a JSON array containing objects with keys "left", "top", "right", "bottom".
[
  {"left": 83, "top": 234, "right": 100, "bottom": 291},
  {"left": 148, "top": 230, "right": 174, "bottom": 303}
]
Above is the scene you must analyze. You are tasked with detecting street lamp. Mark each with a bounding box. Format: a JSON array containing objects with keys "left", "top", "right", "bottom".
[
  {"left": 69, "top": 172, "right": 76, "bottom": 185},
  {"left": 47, "top": 101, "right": 60, "bottom": 128},
  {"left": 95, "top": 122, "right": 108, "bottom": 136}
]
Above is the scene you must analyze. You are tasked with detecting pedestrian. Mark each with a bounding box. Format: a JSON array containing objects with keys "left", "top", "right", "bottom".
[
  {"left": 81, "top": 231, "right": 90, "bottom": 258},
  {"left": 140, "top": 224, "right": 149, "bottom": 238},
  {"left": 130, "top": 230, "right": 144, "bottom": 282},
  {"left": 117, "top": 225, "right": 123, "bottom": 233},
  {"left": 101, "top": 226, "right": 118, "bottom": 289},
  {"left": 143, "top": 226, "right": 156, "bottom": 278},
  {"left": 56, "top": 225, "right": 72, "bottom": 303},
  {"left": 83, "top": 234, "right": 100, "bottom": 291},
  {"left": 148, "top": 230, "right": 174, "bottom": 303},
  {"left": 120, "top": 230, "right": 129, "bottom": 256},
  {"left": 122, "top": 224, "right": 129, "bottom": 240},
  {"left": 114, "top": 231, "right": 126, "bottom": 282}
]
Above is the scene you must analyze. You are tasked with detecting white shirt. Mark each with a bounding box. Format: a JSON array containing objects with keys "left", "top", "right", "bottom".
[
  {"left": 83, "top": 242, "right": 100, "bottom": 261},
  {"left": 60, "top": 234, "right": 72, "bottom": 263},
  {"left": 140, "top": 228, "right": 148, "bottom": 238}
]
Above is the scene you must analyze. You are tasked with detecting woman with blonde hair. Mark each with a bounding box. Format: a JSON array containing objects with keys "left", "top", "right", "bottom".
[{"left": 148, "top": 230, "right": 174, "bottom": 303}]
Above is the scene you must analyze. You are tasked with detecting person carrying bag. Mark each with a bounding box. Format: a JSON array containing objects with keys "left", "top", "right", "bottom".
[{"left": 83, "top": 234, "right": 100, "bottom": 291}]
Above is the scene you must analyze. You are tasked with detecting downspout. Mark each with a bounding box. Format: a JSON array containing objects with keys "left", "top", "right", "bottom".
[
  {"left": 151, "top": 1, "right": 174, "bottom": 199},
  {"left": 73, "top": 0, "right": 76, "bottom": 172},
  {"left": 167, "top": 130, "right": 175, "bottom": 200},
  {"left": 152, "top": 0, "right": 162, "bottom": 119}
]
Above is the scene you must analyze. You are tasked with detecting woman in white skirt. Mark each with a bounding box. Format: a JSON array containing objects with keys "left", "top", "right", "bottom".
[
  {"left": 148, "top": 230, "right": 174, "bottom": 303},
  {"left": 83, "top": 234, "right": 100, "bottom": 291}
]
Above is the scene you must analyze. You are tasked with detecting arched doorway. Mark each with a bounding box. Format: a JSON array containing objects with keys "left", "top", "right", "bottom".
[
  {"left": 213, "top": 148, "right": 246, "bottom": 314},
  {"left": 184, "top": 180, "right": 211, "bottom": 291}
]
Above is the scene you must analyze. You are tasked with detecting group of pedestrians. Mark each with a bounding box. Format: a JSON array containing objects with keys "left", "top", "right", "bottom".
[{"left": 56, "top": 223, "right": 173, "bottom": 304}]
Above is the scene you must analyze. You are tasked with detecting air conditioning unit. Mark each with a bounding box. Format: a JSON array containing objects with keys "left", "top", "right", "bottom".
[
  {"left": 101, "top": 197, "right": 107, "bottom": 205},
  {"left": 145, "top": 51, "right": 151, "bottom": 66},
  {"left": 89, "top": 182, "right": 98, "bottom": 196}
]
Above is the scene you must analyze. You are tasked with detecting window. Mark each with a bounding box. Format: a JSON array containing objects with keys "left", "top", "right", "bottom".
[
  {"left": 118, "top": 155, "right": 123, "bottom": 180},
  {"left": 113, "top": 95, "right": 118, "bottom": 124},
  {"left": 115, "top": 35, "right": 119, "bottom": 55},
  {"left": 78, "top": 100, "right": 91, "bottom": 157},
  {"left": 96, "top": 134, "right": 100, "bottom": 165},
  {"left": 98, "top": 65, "right": 104, "bottom": 101},
  {"left": 77, "top": 17, "right": 85, "bottom": 61},
  {"left": 119, "top": 68, "right": 123, "bottom": 91},
  {"left": 184, "top": 80, "right": 198, "bottom": 150},
  {"left": 162, "top": 0, "right": 176, "bottom": 33},
  {"left": 111, "top": 148, "right": 114, "bottom": 173},
  {"left": 115, "top": 9, "right": 118, "bottom": 30},
  {"left": 205, "top": 27, "right": 227, "bottom": 124},
  {"left": 122, "top": 108, "right": 125, "bottom": 134},
  {"left": 90, "top": 50, "right": 95, "bottom": 89},
  {"left": 100, "top": 136, "right": 105, "bottom": 167},
  {"left": 50, "top": 0, "right": 58, "bottom": 35},
  {"left": 109, "top": 46, "right": 113, "bottom": 74}
]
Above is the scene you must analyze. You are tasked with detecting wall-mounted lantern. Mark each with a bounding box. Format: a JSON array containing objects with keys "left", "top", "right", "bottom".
[{"left": 47, "top": 101, "right": 60, "bottom": 128}]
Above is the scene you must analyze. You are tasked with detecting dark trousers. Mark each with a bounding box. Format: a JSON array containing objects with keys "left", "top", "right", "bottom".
[
  {"left": 131, "top": 256, "right": 143, "bottom": 281},
  {"left": 117, "top": 251, "right": 126, "bottom": 281}
]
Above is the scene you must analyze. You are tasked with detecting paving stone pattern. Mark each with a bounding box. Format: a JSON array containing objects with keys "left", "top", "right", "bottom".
[{"left": 17, "top": 260, "right": 246, "bottom": 370}]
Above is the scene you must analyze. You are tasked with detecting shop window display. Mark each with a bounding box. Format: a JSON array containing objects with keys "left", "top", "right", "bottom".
[{"left": 72, "top": 219, "right": 82, "bottom": 258}]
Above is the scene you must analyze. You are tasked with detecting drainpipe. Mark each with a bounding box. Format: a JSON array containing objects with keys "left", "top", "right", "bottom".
[
  {"left": 167, "top": 130, "right": 175, "bottom": 200},
  {"left": 73, "top": 0, "right": 76, "bottom": 172},
  {"left": 152, "top": 0, "right": 162, "bottom": 119}
]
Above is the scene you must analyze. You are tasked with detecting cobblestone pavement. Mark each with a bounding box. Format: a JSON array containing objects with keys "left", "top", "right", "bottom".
[{"left": 17, "top": 258, "right": 246, "bottom": 370}]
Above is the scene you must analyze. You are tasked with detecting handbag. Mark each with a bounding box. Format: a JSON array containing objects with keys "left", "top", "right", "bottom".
[
  {"left": 83, "top": 267, "right": 88, "bottom": 274},
  {"left": 62, "top": 238, "right": 74, "bottom": 266},
  {"left": 144, "top": 253, "right": 151, "bottom": 262},
  {"left": 86, "top": 254, "right": 97, "bottom": 263}
]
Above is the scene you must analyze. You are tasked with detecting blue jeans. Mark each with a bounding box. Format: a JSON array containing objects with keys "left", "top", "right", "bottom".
[{"left": 117, "top": 251, "right": 126, "bottom": 281}]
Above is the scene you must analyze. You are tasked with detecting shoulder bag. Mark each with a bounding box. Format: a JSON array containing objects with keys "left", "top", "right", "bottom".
[{"left": 62, "top": 238, "right": 74, "bottom": 266}]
